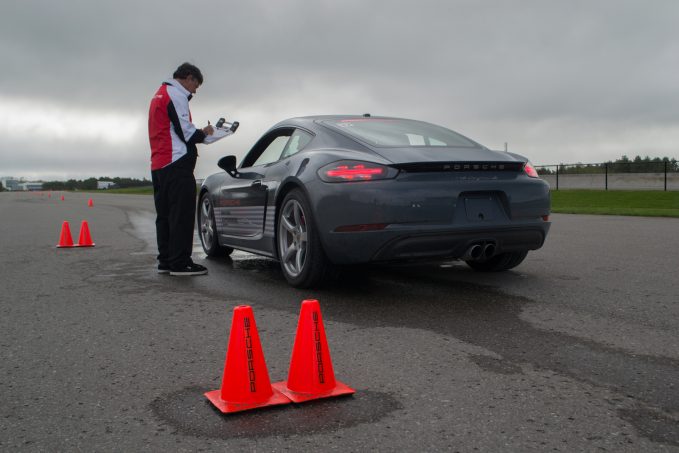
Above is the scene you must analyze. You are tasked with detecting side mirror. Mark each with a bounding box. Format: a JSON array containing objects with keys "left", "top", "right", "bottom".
[{"left": 217, "top": 155, "right": 238, "bottom": 177}]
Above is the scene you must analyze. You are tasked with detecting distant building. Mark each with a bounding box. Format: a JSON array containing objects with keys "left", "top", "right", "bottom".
[
  {"left": 18, "top": 182, "right": 43, "bottom": 191},
  {"left": 1, "top": 178, "right": 20, "bottom": 191},
  {"left": 97, "top": 181, "right": 116, "bottom": 189}
]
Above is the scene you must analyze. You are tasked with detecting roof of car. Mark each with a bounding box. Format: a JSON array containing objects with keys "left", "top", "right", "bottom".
[
  {"left": 296, "top": 114, "right": 394, "bottom": 122},
  {"left": 270, "top": 115, "right": 403, "bottom": 130}
]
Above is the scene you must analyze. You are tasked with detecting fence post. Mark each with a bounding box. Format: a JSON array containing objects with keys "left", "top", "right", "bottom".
[
  {"left": 665, "top": 160, "right": 668, "bottom": 191},
  {"left": 605, "top": 163, "right": 608, "bottom": 191},
  {"left": 556, "top": 165, "right": 559, "bottom": 191}
]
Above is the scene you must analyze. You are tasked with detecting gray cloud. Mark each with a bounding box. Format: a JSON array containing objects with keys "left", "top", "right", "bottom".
[{"left": 2, "top": 0, "right": 678, "bottom": 180}]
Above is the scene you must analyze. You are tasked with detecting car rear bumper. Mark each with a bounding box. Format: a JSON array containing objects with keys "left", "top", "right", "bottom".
[
  {"left": 321, "top": 222, "right": 550, "bottom": 264},
  {"left": 307, "top": 174, "right": 551, "bottom": 264}
]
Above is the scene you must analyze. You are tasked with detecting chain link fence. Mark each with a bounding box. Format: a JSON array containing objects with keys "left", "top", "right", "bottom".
[{"left": 535, "top": 161, "right": 679, "bottom": 191}]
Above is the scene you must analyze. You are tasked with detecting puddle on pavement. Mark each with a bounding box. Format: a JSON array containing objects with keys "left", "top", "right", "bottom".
[
  {"left": 618, "top": 407, "right": 679, "bottom": 447},
  {"left": 310, "top": 270, "right": 679, "bottom": 411},
  {"left": 126, "top": 211, "right": 266, "bottom": 266},
  {"left": 302, "top": 267, "right": 679, "bottom": 446},
  {"left": 150, "top": 386, "right": 402, "bottom": 439},
  {"left": 126, "top": 211, "right": 157, "bottom": 256}
]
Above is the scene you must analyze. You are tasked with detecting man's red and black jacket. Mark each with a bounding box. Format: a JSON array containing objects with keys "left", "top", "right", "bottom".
[{"left": 148, "top": 79, "right": 206, "bottom": 171}]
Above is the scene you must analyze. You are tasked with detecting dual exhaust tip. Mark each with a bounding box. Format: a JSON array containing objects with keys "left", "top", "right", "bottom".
[{"left": 462, "top": 242, "right": 495, "bottom": 261}]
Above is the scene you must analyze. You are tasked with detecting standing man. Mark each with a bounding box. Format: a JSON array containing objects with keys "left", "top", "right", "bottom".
[{"left": 148, "top": 62, "right": 213, "bottom": 276}]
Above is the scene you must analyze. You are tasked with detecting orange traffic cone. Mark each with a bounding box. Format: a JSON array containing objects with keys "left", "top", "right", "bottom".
[
  {"left": 88, "top": 198, "right": 93, "bottom": 207},
  {"left": 272, "top": 299, "right": 355, "bottom": 403},
  {"left": 56, "top": 221, "right": 74, "bottom": 248},
  {"left": 48, "top": 192, "right": 52, "bottom": 198},
  {"left": 60, "top": 195, "right": 65, "bottom": 201},
  {"left": 76, "top": 220, "right": 95, "bottom": 247},
  {"left": 205, "top": 305, "right": 291, "bottom": 413}
]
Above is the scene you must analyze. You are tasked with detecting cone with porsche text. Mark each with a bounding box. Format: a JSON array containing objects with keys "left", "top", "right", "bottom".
[
  {"left": 56, "top": 221, "right": 74, "bottom": 248},
  {"left": 205, "top": 305, "right": 291, "bottom": 413},
  {"left": 273, "top": 299, "right": 355, "bottom": 403},
  {"left": 76, "top": 220, "right": 95, "bottom": 247}
]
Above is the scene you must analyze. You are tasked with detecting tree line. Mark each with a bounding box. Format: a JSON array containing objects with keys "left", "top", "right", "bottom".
[
  {"left": 536, "top": 155, "right": 679, "bottom": 175},
  {"left": 41, "top": 177, "right": 151, "bottom": 191}
]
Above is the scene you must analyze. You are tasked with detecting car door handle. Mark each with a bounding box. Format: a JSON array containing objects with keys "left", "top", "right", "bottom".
[{"left": 251, "top": 180, "right": 262, "bottom": 187}]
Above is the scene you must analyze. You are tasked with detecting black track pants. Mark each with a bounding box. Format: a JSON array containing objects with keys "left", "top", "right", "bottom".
[{"left": 152, "top": 164, "right": 196, "bottom": 269}]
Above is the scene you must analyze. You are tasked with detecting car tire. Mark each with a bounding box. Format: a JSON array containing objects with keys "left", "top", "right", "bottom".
[
  {"left": 277, "top": 189, "right": 333, "bottom": 288},
  {"left": 465, "top": 250, "right": 528, "bottom": 272},
  {"left": 198, "top": 193, "right": 233, "bottom": 257}
]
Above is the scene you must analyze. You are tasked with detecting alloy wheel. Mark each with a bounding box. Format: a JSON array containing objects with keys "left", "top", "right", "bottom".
[
  {"left": 278, "top": 199, "right": 308, "bottom": 278},
  {"left": 200, "top": 196, "right": 215, "bottom": 250}
]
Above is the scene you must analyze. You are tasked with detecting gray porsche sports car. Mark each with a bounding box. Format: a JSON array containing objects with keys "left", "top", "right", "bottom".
[{"left": 198, "top": 115, "right": 550, "bottom": 288}]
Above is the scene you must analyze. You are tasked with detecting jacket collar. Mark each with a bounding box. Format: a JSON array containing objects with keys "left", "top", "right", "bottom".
[{"left": 163, "top": 79, "right": 193, "bottom": 101}]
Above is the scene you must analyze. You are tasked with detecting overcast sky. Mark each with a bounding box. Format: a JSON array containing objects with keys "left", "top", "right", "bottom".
[{"left": 1, "top": 0, "right": 678, "bottom": 181}]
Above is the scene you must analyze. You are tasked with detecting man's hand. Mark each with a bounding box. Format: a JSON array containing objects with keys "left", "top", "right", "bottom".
[{"left": 203, "top": 121, "right": 214, "bottom": 136}]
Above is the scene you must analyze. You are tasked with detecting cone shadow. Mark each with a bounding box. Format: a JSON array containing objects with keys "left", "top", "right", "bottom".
[{"left": 151, "top": 387, "right": 400, "bottom": 439}]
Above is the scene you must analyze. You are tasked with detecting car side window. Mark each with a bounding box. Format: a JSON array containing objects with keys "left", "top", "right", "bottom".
[
  {"left": 280, "top": 129, "right": 313, "bottom": 160},
  {"left": 251, "top": 134, "right": 291, "bottom": 167}
]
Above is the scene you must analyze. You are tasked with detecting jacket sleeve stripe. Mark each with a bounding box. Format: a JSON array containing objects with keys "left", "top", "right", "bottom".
[
  {"left": 167, "top": 101, "right": 187, "bottom": 144},
  {"left": 166, "top": 85, "right": 199, "bottom": 142}
]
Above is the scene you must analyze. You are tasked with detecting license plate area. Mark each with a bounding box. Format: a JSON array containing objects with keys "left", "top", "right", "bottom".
[{"left": 463, "top": 194, "right": 504, "bottom": 222}]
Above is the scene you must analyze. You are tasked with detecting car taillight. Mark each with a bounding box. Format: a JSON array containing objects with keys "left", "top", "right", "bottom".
[
  {"left": 524, "top": 162, "right": 539, "bottom": 178},
  {"left": 318, "top": 161, "right": 398, "bottom": 182}
]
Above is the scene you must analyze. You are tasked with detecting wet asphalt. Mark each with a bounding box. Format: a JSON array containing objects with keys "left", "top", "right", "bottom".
[{"left": 1, "top": 191, "right": 678, "bottom": 452}]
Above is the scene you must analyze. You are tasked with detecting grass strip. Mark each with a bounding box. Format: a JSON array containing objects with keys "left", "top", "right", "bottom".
[
  {"left": 550, "top": 190, "right": 679, "bottom": 218},
  {"left": 86, "top": 186, "right": 154, "bottom": 195}
]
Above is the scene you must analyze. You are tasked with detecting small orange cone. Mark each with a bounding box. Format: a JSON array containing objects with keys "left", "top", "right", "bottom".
[
  {"left": 205, "top": 305, "right": 291, "bottom": 413},
  {"left": 60, "top": 195, "right": 65, "bottom": 201},
  {"left": 56, "top": 221, "right": 75, "bottom": 248},
  {"left": 88, "top": 198, "right": 93, "bottom": 207},
  {"left": 76, "top": 220, "right": 95, "bottom": 247},
  {"left": 48, "top": 193, "right": 52, "bottom": 198},
  {"left": 272, "top": 299, "right": 355, "bottom": 403}
]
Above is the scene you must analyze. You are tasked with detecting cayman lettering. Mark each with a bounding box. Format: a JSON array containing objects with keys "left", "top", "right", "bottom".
[
  {"left": 312, "top": 312, "right": 325, "bottom": 384},
  {"left": 244, "top": 317, "right": 256, "bottom": 392}
]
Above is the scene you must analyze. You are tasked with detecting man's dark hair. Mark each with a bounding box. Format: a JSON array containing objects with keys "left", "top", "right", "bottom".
[{"left": 173, "top": 62, "right": 203, "bottom": 84}]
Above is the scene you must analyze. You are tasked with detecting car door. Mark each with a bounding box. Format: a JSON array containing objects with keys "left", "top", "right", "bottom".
[
  {"left": 217, "top": 129, "right": 293, "bottom": 253},
  {"left": 257, "top": 129, "right": 315, "bottom": 250}
]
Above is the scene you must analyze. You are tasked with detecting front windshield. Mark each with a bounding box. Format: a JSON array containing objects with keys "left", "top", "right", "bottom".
[{"left": 320, "top": 118, "right": 482, "bottom": 148}]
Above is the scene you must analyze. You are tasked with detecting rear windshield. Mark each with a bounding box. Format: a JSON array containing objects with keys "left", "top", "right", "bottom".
[{"left": 320, "top": 118, "right": 481, "bottom": 148}]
